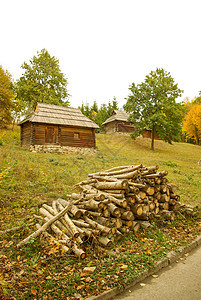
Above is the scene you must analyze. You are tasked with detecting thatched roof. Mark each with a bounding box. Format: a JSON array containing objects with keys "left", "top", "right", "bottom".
[
  {"left": 102, "top": 110, "right": 130, "bottom": 125},
  {"left": 20, "top": 103, "right": 99, "bottom": 129}
]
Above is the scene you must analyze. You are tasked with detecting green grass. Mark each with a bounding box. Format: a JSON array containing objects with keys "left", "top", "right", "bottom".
[{"left": 0, "top": 128, "right": 201, "bottom": 299}]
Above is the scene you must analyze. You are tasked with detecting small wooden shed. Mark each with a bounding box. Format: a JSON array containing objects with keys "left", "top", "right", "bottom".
[
  {"left": 102, "top": 110, "right": 134, "bottom": 134},
  {"left": 143, "top": 129, "right": 160, "bottom": 140},
  {"left": 19, "top": 103, "right": 99, "bottom": 151}
]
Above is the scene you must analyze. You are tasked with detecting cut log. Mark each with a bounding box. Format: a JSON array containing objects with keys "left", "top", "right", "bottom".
[
  {"left": 130, "top": 204, "right": 143, "bottom": 216},
  {"left": 159, "top": 202, "right": 169, "bottom": 210},
  {"left": 136, "top": 221, "right": 152, "bottom": 229},
  {"left": 143, "top": 185, "right": 155, "bottom": 196},
  {"left": 71, "top": 244, "right": 86, "bottom": 260},
  {"left": 77, "top": 199, "right": 102, "bottom": 211},
  {"left": 42, "top": 217, "right": 72, "bottom": 245},
  {"left": 114, "top": 170, "right": 139, "bottom": 179},
  {"left": 98, "top": 236, "right": 112, "bottom": 247},
  {"left": 129, "top": 182, "right": 146, "bottom": 189},
  {"left": 94, "top": 180, "right": 128, "bottom": 190},
  {"left": 160, "top": 184, "right": 167, "bottom": 193},
  {"left": 39, "top": 208, "right": 73, "bottom": 237},
  {"left": 135, "top": 194, "right": 144, "bottom": 204},
  {"left": 132, "top": 221, "right": 141, "bottom": 233},
  {"left": 121, "top": 211, "right": 135, "bottom": 221},
  {"left": 107, "top": 203, "right": 121, "bottom": 217},
  {"left": 138, "top": 191, "right": 147, "bottom": 200},
  {"left": 17, "top": 198, "right": 81, "bottom": 247},
  {"left": 72, "top": 219, "right": 90, "bottom": 228},
  {"left": 159, "top": 194, "right": 169, "bottom": 203},
  {"left": 87, "top": 211, "right": 102, "bottom": 217},
  {"left": 103, "top": 189, "right": 125, "bottom": 194},
  {"left": 96, "top": 216, "right": 110, "bottom": 227},
  {"left": 118, "top": 227, "right": 130, "bottom": 234},
  {"left": 101, "top": 209, "right": 110, "bottom": 218},
  {"left": 56, "top": 202, "right": 80, "bottom": 238},
  {"left": 167, "top": 183, "right": 178, "bottom": 193},
  {"left": 106, "top": 195, "right": 128, "bottom": 208},
  {"left": 36, "top": 224, "right": 70, "bottom": 253},
  {"left": 84, "top": 216, "right": 112, "bottom": 235}
]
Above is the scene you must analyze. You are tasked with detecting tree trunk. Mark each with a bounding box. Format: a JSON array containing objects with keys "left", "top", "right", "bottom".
[{"left": 151, "top": 125, "right": 155, "bottom": 150}]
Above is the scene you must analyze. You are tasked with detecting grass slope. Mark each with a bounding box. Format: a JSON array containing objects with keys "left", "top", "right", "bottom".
[{"left": 0, "top": 129, "right": 201, "bottom": 299}]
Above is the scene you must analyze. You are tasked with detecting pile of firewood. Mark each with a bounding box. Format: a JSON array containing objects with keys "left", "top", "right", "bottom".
[{"left": 17, "top": 164, "right": 197, "bottom": 259}]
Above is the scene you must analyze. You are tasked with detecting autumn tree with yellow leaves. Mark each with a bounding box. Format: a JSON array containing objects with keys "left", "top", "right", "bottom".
[
  {"left": 0, "top": 65, "right": 15, "bottom": 128},
  {"left": 182, "top": 103, "right": 201, "bottom": 145}
]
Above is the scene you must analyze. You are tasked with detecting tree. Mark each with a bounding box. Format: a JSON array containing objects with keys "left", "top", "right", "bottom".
[
  {"left": 0, "top": 65, "right": 15, "bottom": 128},
  {"left": 182, "top": 104, "right": 201, "bottom": 145},
  {"left": 15, "top": 49, "right": 70, "bottom": 115},
  {"left": 79, "top": 99, "right": 119, "bottom": 131},
  {"left": 124, "top": 68, "right": 184, "bottom": 150}
]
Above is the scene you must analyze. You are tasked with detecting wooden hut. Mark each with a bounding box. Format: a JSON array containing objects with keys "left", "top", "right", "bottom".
[
  {"left": 102, "top": 110, "right": 134, "bottom": 134},
  {"left": 143, "top": 129, "right": 160, "bottom": 140},
  {"left": 19, "top": 103, "right": 99, "bottom": 152}
]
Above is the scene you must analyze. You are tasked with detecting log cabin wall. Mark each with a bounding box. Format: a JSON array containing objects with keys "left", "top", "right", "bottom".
[
  {"left": 104, "top": 121, "right": 118, "bottom": 134},
  {"left": 20, "top": 122, "right": 32, "bottom": 147},
  {"left": 104, "top": 121, "right": 134, "bottom": 134},
  {"left": 34, "top": 123, "right": 59, "bottom": 145},
  {"left": 117, "top": 122, "right": 134, "bottom": 133},
  {"left": 60, "top": 126, "right": 96, "bottom": 148},
  {"left": 143, "top": 130, "right": 160, "bottom": 140},
  {"left": 22, "top": 122, "right": 96, "bottom": 149}
]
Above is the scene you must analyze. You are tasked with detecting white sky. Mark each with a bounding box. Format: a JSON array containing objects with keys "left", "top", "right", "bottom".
[{"left": 1, "top": 0, "right": 201, "bottom": 108}]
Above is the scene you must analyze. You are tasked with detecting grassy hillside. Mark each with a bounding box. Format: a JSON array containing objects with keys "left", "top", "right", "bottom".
[
  {"left": 0, "top": 128, "right": 201, "bottom": 229},
  {"left": 0, "top": 128, "right": 201, "bottom": 299}
]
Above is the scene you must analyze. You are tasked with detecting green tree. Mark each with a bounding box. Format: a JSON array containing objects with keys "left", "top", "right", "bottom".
[
  {"left": 96, "top": 103, "right": 109, "bottom": 131},
  {"left": 0, "top": 65, "right": 15, "bottom": 128},
  {"left": 124, "top": 68, "right": 184, "bottom": 150},
  {"left": 15, "top": 49, "right": 70, "bottom": 115}
]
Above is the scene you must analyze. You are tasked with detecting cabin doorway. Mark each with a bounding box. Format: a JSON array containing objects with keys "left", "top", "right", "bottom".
[{"left": 45, "top": 127, "right": 56, "bottom": 144}]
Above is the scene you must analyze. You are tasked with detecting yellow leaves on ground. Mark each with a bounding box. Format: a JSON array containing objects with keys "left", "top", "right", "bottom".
[{"left": 31, "top": 288, "right": 37, "bottom": 295}]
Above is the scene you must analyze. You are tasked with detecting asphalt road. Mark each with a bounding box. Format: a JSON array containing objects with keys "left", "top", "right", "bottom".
[{"left": 115, "top": 244, "right": 201, "bottom": 300}]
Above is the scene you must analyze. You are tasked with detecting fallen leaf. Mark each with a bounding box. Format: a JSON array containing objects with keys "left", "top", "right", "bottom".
[
  {"left": 77, "top": 285, "right": 84, "bottom": 290},
  {"left": 140, "top": 283, "right": 146, "bottom": 286},
  {"left": 152, "top": 274, "right": 159, "bottom": 278},
  {"left": 31, "top": 288, "right": 37, "bottom": 295},
  {"left": 83, "top": 267, "right": 96, "bottom": 273},
  {"left": 80, "top": 272, "right": 88, "bottom": 277},
  {"left": 120, "top": 264, "right": 128, "bottom": 270},
  {"left": 85, "top": 277, "right": 93, "bottom": 283}
]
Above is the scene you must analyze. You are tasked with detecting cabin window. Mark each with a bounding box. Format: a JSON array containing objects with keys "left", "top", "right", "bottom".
[{"left": 74, "top": 132, "right": 80, "bottom": 140}]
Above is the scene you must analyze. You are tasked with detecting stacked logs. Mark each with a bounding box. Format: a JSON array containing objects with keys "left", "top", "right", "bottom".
[{"left": 30, "top": 164, "right": 196, "bottom": 259}]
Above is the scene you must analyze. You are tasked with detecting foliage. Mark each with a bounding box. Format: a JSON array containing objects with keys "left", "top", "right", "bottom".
[
  {"left": 182, "top": 104, "right": 201, "bottom": 145},
  {"left": 79, "top": 97, "right": 118, "bottom": 131},
  {"left": 0, "top": 66, "right": 15, "bottom": 128},
  {"left": 15, "top": 49, "right": 70, "bottom": 115},
  {"left": 124, "top": 68, "right": 184, "bottom": 150}
]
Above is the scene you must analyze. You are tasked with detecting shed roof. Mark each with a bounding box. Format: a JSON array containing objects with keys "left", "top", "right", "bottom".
[
  {"left": 20, "top": 103, "right": 99, "bottom": 129},
  {"left": 102, "top": 110, "right": 131, "bottom": 125}
]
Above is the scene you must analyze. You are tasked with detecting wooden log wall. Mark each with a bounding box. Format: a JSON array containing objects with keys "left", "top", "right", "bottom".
[
  {"left": 20, "top": 122, "right": 32, "bottom": 147},
  {"left": 117, "top": 122, "right": 134, "bottom": 133},
  {"left": 20, "top": 122, "right": 96, "bottom": 148},
  {"left": 60, "top": 126, "right": 95, "bottom": 148}
]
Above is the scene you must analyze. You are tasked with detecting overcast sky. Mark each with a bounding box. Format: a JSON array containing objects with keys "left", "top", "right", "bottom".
[{"left": 1, "top": 0, "right": 201, "bottom": 108}]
